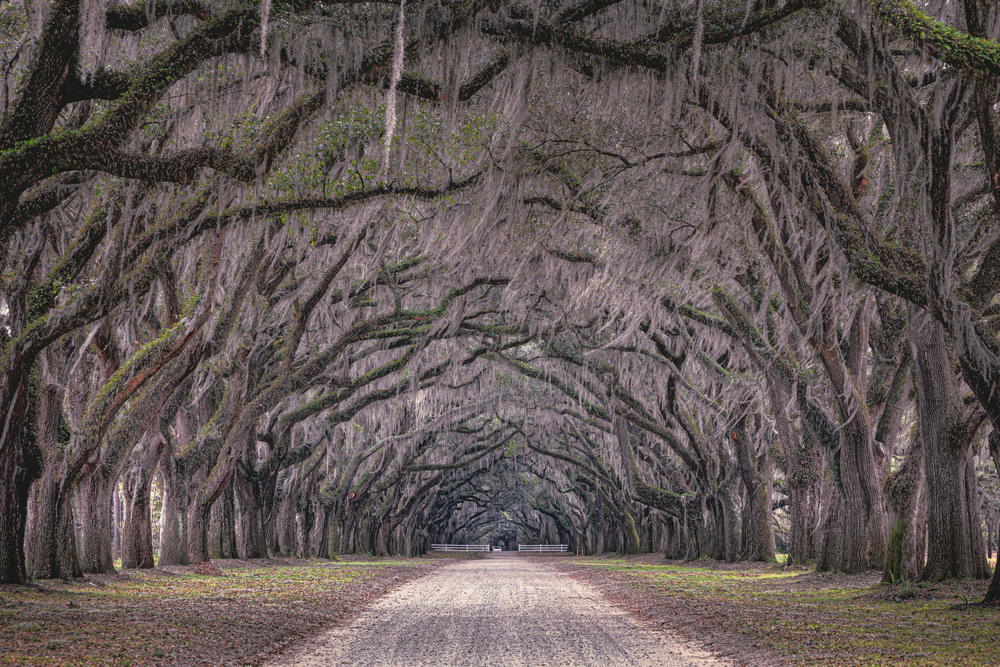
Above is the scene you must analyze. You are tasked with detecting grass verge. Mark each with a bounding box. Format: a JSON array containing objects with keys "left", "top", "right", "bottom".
[
  {"left": 0, "top": 556, "right": 438, "bottom": 666},
  {"left": 556, "top": 555, "right": 1000, "bottom": 666}
]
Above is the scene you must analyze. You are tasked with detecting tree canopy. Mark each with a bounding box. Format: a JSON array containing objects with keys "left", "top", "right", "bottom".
[{"left": 4, "top": 0, "right": 1000, "bottom": 606}]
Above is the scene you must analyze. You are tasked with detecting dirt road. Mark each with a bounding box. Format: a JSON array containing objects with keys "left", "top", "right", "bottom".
[{"left": 268, "top": 554, "right": 730, "bottom": 666}]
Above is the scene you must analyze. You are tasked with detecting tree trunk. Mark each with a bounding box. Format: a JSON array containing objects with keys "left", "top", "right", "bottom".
[
  {"left": 310, "top": 499, "right": 329, "bottom": 558},
  {"left": 733, "top": 421, "right": 776, "bottom": 562},
  {"left": 121, "top": 476, "right": 155, "bottom": 569},
  {"left": 186, "top": 500, "right": 210, "bottom": 564},
  {"left": 121, "top": 435, "right": 167, "bottom": 570},
  {"left": 326, "top": 512, "right": 341, "bottom": 560},
  {"left": 113, "top": 481, "right": 122, "bottom": 562},
  {"left": 911, "top": 307, "right": 990, "bottom": 581},
  {"left": 621, "top": 510, "right": 637, "bottom": 555},
  {"left": 27, "top": 463, "right": 80, "bottom": 580},
  {"left": 788, "top": 480, "right": 818, "bottom": 565},
  {"left": 816, "top": 484, "right": 844, "bottom": 573},
  {"left": 295, "top": 510, "right": 308, "bottom": 558},
  {"left": 0, "top": 380, "right": 42, "bottom": 584},
  {"left": 963, "top": 449, "right": 990, "bottom": 578},
  {"left": 839, "top": 418, "right": 887, "bottom": 573},
  {"left": 234, "top": 466, "right": 267, "bottom": 559},
  {"left": 75, "top": 468, "right": 116, "bottom": 574},
  {"left": 766, "top": 380, "right": 819, "bottom": 565},
  {"left": 26, "top": 366, "right": 79, "bottom": 581},
  {"left": 207, "top": 481, "right": 237, "bottom": 560},
  {"left": 714, "top": 493, "right": 738, "bottom": 562},
  {"left": 157, "top": 451, "right": 187, "bottom": 566},
  {"left": 882, "top": 433, "right": 923, "bottom": 584},
  {"left": 276, "top": 480, "right": 297, "bottom": 556}
]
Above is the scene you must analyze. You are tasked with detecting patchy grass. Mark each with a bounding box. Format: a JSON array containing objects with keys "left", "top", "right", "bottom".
[
  {"left": 0, "top": 557, "right": 438, "bottom": 666},
  {"left": 558, "top": 555, "right": 1000, "bottom": 666}
]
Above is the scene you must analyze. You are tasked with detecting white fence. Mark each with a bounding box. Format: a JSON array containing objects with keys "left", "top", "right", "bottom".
[
  {"left": 430, "top": 544, "right": 491, "bottom": 552},
  {"left": 518, "top": 544, "right": 569, "bottom": 552}
]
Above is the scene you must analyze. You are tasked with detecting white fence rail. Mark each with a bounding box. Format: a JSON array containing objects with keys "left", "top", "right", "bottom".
[
  {"left": 518, "top": 544, "right": 569, "bottom": 552},
  {"left": 430, "top": 544, "right": 491, "bottom": 552}
]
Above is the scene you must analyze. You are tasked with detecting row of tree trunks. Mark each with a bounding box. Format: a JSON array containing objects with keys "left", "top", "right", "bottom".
[
  {"left": 13, "top": 309, "right": 997, "bottom": 579},
  {"left": 17, "top": 399, "right": 999, "bottom": 579}
]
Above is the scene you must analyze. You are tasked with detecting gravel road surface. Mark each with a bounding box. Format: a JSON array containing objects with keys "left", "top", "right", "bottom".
[{"left": 268, "top": 554, "right": 730, "bottom": 666}]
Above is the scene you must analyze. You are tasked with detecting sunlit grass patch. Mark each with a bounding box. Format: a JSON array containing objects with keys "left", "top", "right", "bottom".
[
  {"left": 0, "top": 557, "right": 434, "bottom": 666},
  {"left": 566, "top": 556, "right": 999, "bottom": 666}
]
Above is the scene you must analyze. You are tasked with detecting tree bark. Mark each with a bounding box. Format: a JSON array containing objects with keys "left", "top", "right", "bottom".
[
  {"left": 882, "top": 432, "right": 924, "bottom": 583},
  {"left": 816, "top": 483, "right": 844, "bottom": 573},
  {"left": 911, "top": 307, "right": 990, "bottom": 581},
  {"left": 207, "top": 481, "right": 237, "bottom": 560},
  {"left": 121, "top": 435, "right": 166, "bottom": 569},
  {"left": 26, "top": 359, "right": 79, "bottom": 581},
  {"left": 276, "top": 475, "right": 298, "bottom": 557},
  {"left": 121, "top": 475, "right": 155, "bottom": 569},
  {"left": 113, "top": 480, "right": 122, "bottom": 562},
  {"left": 0, "top": 380, "right": 42, "bottom": 583},
  {"left": 984, "top": 431, "right": 1000, "bottom": 603},
  {"left": 27, "top": 463, "right": 80, "bottom": 580},
  {"left": 157, "top": 448, "right": 187, "bottom": 566},
  {"left": 733, "top": 421, "right": 776, "bottom": 562},
  {"left": 75, "top": 468, "right": 116, "bottom": 574},
  {"left": 234, "top": 464, "right": 267, "bottom": 559},
  {"left": 186, "top": 500, "right": 210, "bottom": 564},
  {"left": 766, "top": 381, "right": 819, "bottom": 565}
]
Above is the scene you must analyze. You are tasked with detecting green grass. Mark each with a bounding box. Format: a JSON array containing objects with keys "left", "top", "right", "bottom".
[
  {"left": 0, "top": 557, "right": 431, "bottom": 666},
  {"left": 569, "top": 557, "right": 1000, "bottom": 666}
]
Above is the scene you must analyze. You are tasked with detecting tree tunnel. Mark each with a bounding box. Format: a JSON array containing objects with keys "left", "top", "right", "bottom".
[{"left": 5, "top": 0, "right": 1000, "bottom": 608}]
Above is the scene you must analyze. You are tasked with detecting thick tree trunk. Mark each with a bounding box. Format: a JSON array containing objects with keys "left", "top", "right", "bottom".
[
  {"left": 75, "top": 469, "right": 116, "bottom": 574},
  {"left": 26, "top": 367, "right": 79, "bottom": 581},
  {"left": 309, "top": 499, "right": 329, "bottom": 559},
  {"left": 27, "top": 463, "right": 80, "bottom": 580},
  {"left": 157, "top": 452, "right": 187, "bottom": 566},
  {"left": 816, "top": 484, "right": 844, "bottom": 573},
  {"left": 882, "top": 434, "right": 923, "bottom": 584},
  {"left": 234, "top": 467, "right": 267, "bottom": 559},
  {"left": 295, "top": 511, "right": 308, "bottom": 558},
  {"left": 623, "top": 511, "right": 640, "bottom": 555},
  {"left": 733, "top": 422, "right": 775, "bottom": 562},
  {"left": 788, "top": 480, "right": 818, "bottom": 564},
  {"left": 207, "top": 481, "right": 237, "bottom": 560},
  {"left": 839, "top": 419, "right": 887, "bottom": 573},
  {"left": 121, "top": 477, "right": 155, "bottom": 569},
  {"left": 766, "top": 381, "right": 819, "bottom": 565},
  {"left": 0, "top": 381, "right": 42, "bottom": 584},
  {"left": 121, "top": 436, "right": 167, "bottom": 570},
  {"left": 276, "top": 481, "right": 297, "bottom": 557},
  {"left": 986, "top": 431, "right": 1000, "bottom": 604},
  {"left": 714, "top": 493, "right": 738, "bottom": 562},
  {"left": 911, "top": 308, "right": 990, "bottom": 581},
  {"left": 963, "top": 450, "right": 990, "bottom": 578},
  {"left": 186, "top": 501, "right": 211, "bottom": 564},
  {"left": 326, "top": 512, "right": 341, "bottom": 560}
]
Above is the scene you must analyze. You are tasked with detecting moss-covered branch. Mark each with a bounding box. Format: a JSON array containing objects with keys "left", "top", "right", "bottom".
[{"left": 872, "top": 0, "right": 1000, "bottom": 77}]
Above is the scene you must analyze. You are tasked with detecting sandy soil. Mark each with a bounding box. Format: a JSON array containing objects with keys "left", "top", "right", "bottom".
[{"left": 267, "top": 553, "right": 731, "bottom": 667}]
